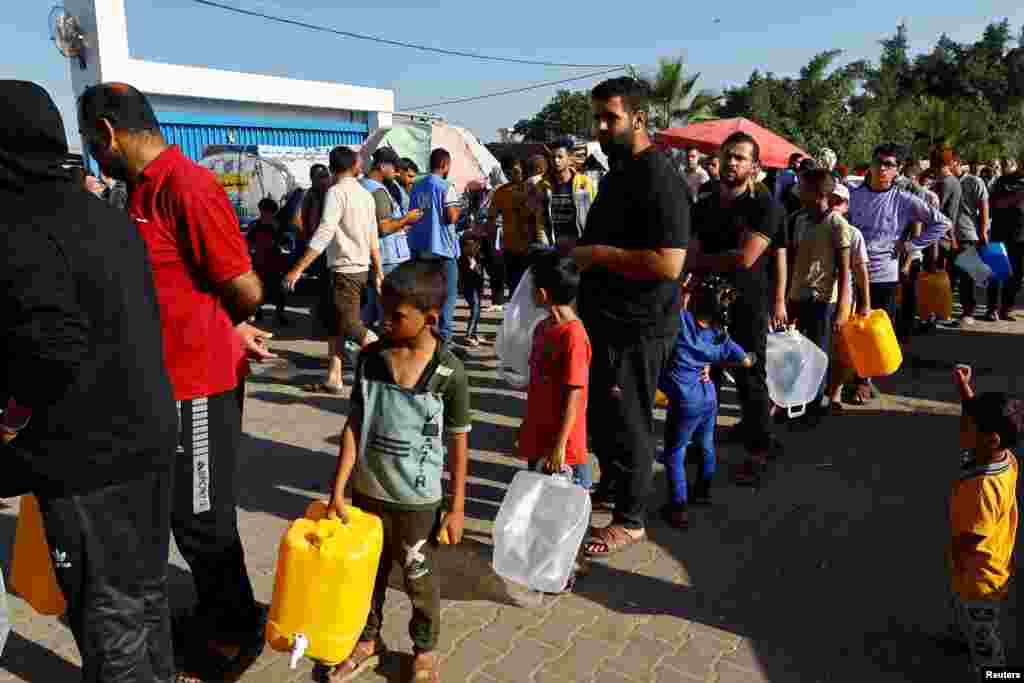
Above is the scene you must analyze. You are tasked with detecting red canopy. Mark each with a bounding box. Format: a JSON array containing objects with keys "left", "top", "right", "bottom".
[{"left": 655, "top": 118, "right": 809, "bottom": 170}]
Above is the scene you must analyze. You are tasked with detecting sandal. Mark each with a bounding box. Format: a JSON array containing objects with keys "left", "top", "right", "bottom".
[
  {"left": 583, "top": 524, "right": 645, "bottom": 557},
  {"left": 321, "top": 639, "right": 386, "bottom": 682},
  {"left": 305, "top": 381, "right": 344, "bottom": 395},
  {"left": 411, "top": 651, "right": 440, "bottom": 682},
  {"left": 659, "top": 505, "right": 690, "bottom": 530},
  {"left": 846, "top": 383, "right": 872, "bottom": 406}
]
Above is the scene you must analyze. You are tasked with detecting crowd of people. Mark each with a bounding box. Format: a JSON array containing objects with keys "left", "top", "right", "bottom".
[{"left": 1, "top": 73, "right": 1021, "bottom": 682}]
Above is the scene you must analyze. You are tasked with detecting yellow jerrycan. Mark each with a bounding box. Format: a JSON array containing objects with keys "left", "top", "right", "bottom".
[
  {"left": 915, "top": 270, "right": 953, "bottom": 320},
  {"left": 267, "top": 500, "right": 384, "bottom": 668},
  {"left": 839, "top": 309, "right": 902, "bottom": 378},
  {"left": 10, "top": 495, "right": 66, "bottom": 615}
]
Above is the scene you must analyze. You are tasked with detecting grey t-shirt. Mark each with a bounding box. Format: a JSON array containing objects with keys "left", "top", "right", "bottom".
[
  {"left": 957, "top": 173, "right": 988, "bottom": 242},
  {"left": 939, "top": 175, "right": 963, "bottom": 238}
]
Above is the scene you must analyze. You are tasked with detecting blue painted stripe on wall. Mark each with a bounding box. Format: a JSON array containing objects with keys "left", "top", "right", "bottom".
[
  {"left": 159, "top": 122, "right": 367, "bottom": 162},
  {"left": 155, "top": 111, "right": 369, "bottom": 133}
]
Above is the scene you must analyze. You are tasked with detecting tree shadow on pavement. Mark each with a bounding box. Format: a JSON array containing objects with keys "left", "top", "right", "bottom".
[
  {"left": 578, "top": 407, "right": 1018, "bottom": 682},
  {"left": 0, "top": 632, "right": 81, "bottom": 682},
  {"left": 236, "top": 434, "right": 339, "bottom": 522}
]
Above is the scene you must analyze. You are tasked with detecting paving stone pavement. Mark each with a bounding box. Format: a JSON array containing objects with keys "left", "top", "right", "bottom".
[{"left": 0, "top": 296, "right": 1021, "bottom": 682}]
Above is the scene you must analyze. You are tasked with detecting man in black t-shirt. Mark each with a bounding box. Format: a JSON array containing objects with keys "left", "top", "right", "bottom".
[
  {"left": 569, "top": 77, "right": 689, "bottom": 555},
  {"left": 688, "top": 132, "right": 785, "bottom": 486},
  {"left": 986, "top": 162, "right": 1024, "bottom": 319}
]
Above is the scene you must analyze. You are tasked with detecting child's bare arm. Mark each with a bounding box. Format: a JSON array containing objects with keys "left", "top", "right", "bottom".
[
  {"left": 953, "top": 365, "right": 975, "bottom": 403},
  {"left": 443, "top": 432, "right": 469, "bottom": 543},
  {"left": 546, "top": 386, "right": 583, "bottom": 472},
  {"left": 329, "top": 417, "right": 360, "bottom": 521},
  {"left": 855, "top": 262, "right": 871, "bottom": 316}
]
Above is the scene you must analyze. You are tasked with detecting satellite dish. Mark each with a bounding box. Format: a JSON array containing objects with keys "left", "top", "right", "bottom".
[{"left": 48, "top": 5, "right": 88, "bottom": 70}]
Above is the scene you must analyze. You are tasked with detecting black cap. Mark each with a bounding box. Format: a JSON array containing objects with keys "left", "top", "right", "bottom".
[
  {"left": 78, "top": 82, "right": 160, "bottom": 132},
  {"left": 371, "top": 146, "right": 401, "bottom": 168},
  {"left": 0, "top": 80, "right": 68, "bottom": 159}
]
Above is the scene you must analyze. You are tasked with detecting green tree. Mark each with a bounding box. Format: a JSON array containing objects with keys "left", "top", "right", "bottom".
[{"left": 514, "top": 90, "right": 593, "bottom": 142}]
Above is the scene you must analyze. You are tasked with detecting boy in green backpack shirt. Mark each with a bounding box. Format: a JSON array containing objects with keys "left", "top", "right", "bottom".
[{"left": 327, "top": 260, "right": 471, "bottom": 682}]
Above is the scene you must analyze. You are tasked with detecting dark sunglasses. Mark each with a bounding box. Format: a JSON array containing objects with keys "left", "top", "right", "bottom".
[{"left": 873, "top": 159, "right": 900, "bottom": 169}]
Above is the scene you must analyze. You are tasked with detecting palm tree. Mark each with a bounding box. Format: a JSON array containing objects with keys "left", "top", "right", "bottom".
[{"left": 638, "top": 58, "right": 723, "bottom": 130}]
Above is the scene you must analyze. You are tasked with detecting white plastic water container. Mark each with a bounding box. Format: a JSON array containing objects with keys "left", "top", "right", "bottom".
[
  {"left": 495, "top": 270, "right": 547, "bottom": 388},
  {"left": 492, "top": 471, "right": 591, "bottom": 594},
  {"left": 954, "top": 246, "right": 993, "bottom": 287},
  {"left": 0, "top": 571, "right": 9, "bottom": 656},
  {"left": 765, "top": 329, "right": 829, "bottom": 418}
]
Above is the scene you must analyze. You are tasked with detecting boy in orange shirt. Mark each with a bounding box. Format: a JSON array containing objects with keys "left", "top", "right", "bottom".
[{"left": 947, "top": 365, "right": 1020, "bottom": 676}]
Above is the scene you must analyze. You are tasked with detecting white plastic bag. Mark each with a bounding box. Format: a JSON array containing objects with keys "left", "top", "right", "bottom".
[
  {"left": 765, "top": 329, "right": 828, "bottom": 418},
  {"left": 495, "top": 269, "right": 547, "bottom": 388},
  {"left": 492, "top": 471, "right": 591, "bottom": 594}
]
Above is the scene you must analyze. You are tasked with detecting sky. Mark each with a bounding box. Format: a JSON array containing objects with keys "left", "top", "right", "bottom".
[{"left": 3, "top": 0, "right": 1023, "bottom": 151}]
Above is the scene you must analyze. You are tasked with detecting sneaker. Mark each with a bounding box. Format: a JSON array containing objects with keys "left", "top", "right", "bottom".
[
  {"left": 466, "top": 336, "right": 481, "bottom": 347},
  {"left": 982, "top": 310, "right": 1000, "bottom": 322},
  {"left": 956, "top": 315, "right": 975, "bottom": 327}
]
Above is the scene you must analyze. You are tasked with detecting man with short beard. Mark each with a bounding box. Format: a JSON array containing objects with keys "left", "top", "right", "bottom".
[
  {"left": 359, "top": 147, "right": 423, "bottom": 328},
  {"left": 538, "top": 137, "right": 596, "bottom": 247},
  {"left": 986, "top": 156, "right": 1024, "bottom": 320},
  {"left": 687, "top": 132, "right": 785, "bottom": 486},
  {"left": 78, "top": 82, "right": 272, "bottom": 681},
  {"left": 569, "top": 77, "right": 689, "bottom": 556}
]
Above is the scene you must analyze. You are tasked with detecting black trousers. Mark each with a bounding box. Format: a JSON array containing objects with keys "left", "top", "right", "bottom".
[
  {"left": 255, "top": 270, "right": 286, "bottom": 315},
  {"left": 899, "top": 261, "right": 921, "bottom": 341},
  {"left": 172, "top": 390, "right": 260, "bottom": 642},
  {"left": 870, "top": 282, "right": 900, "bottom": 324},
  {"left": 949, "top": 242, "right": 977, "bottom": 316},
  {"left": 482, "top": 239, "right": 505, "bottom": 306},
  {"left": 588, "top": 331, "right": 673, "bottom": 529},
  {"left": 504, "top": 252, "right": 531, "bottom": 297},
  {"left": 728, "top": 302, "right": 773, "bottom": 454},
  {"left": 987, "top": 240, "right": 1024, "bottom": 312},
  {"left": 39, "top": 467, "right": 175, "bottom": 683}
]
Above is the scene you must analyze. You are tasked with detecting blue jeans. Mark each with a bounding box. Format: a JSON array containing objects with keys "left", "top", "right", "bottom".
[
  {"left": 663, "top": 399, "right": 717, "bottom": 507},
  {"left": 362, "top": 262, "right": 401, "bottom": 329},
  {"left": 464, "top": 283, "right": 482, "bottom": 338}
]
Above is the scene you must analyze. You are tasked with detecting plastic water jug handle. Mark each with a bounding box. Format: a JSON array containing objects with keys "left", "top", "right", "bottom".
[
  {"left": 290, "top": 633, "right": 308, "bottom": 669},
  {"left": 787, "top": 403, "right": 807, "bottom": 419}
]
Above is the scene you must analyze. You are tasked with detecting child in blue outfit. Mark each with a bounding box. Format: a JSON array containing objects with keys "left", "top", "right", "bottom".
[{"left": 659, "top": 277, "right": 755, "bottom": 530}]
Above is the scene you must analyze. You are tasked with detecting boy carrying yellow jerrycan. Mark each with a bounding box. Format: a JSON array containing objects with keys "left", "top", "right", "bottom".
[
  {"left": 266, "top": 500, "right": 383, "bottom": 669},
  {"left": 10, "top": 495, "right": 66, "bottom": 616}
]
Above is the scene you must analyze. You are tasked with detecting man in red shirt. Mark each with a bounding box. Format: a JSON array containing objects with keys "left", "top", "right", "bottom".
[{"left": 78, "top": 82, "right": 273, "bottom": 681}]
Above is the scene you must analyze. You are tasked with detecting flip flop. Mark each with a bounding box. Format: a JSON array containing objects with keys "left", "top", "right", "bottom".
[
  {"left": 584, "top": 524, "right": 645, "bottom": 557},
  {"left": 319, "top": 639, "right": 387, "bottom": 682}
]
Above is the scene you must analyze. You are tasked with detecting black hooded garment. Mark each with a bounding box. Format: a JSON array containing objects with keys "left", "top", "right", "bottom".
[{"left": 0, "top": 80, "right": 177, "bottom": 497}]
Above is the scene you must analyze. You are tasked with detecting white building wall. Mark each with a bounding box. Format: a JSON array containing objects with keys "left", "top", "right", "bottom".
[{"left": 63, "top": 0, "right": 393, "bottom": 126}]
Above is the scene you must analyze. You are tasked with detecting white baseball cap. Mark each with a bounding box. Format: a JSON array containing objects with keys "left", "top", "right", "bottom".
[{"left": 831, "top": 183, "right": 850, "bottom": 202}]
